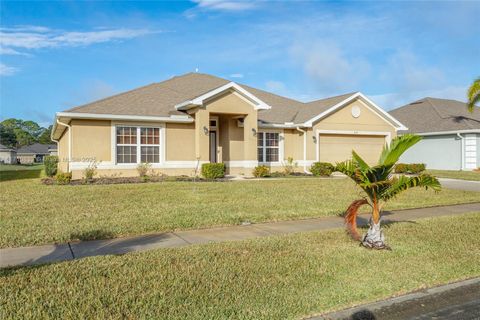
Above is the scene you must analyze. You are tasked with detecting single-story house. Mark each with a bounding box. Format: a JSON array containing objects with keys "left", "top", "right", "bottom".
[
  {"left": 51, "top": 72, "right": 407, "bottom": 179},
  {"left": 390, "top": 97, "right": 480, "bottom": 170},
  {"left": 0, "top": 143, "right": 17, "bottom": 164},
  {"left": 16, "top": 143, "right": 58, "bottom": 164}
]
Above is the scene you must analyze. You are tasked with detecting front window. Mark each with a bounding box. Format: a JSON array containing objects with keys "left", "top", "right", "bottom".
[
  {"left": 257, "top": 132, "right": 279, "bottom": 162},
  {"left": 116, "top": 126, "right": 160, "bottom": 164}
]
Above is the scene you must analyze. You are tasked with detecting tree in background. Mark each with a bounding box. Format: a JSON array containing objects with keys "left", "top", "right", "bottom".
[
  {"left": 0, "top": 124, "right": 17, "bottom": 147},
  {"left": 467, "top": 77, "right": 480, "bottom": 113},
  {"left": 0, "top": 118, "right": 53, "bottom": 147}
]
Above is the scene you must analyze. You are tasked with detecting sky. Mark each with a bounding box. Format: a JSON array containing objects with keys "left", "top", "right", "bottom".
[{"left": 0, "top": 0, "right": 479, "bottom": 127}]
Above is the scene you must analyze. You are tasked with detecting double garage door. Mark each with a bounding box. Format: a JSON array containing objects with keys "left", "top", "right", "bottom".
[{"left": 318, "top": 134, "right": 387, "bottom": 165}]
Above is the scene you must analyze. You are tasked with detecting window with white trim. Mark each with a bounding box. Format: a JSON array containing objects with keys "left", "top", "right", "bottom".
[
  {"left": 116, "top": 126, "right": 160, "bottom": 164},
  {"left": 257, "top": 132, "right": 279, "bottom": 162}
]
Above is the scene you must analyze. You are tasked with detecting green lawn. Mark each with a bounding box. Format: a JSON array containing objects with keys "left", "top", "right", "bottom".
[
  {"left": 1, "top": 178, "right": 479, "bottom": 248},
  {"left": 2, "top": 213, "right": 479, "bottom": 319},
  {"left": 0, "top": 164, "right": 45, "bottom": 182},
  {"left": 426, "top": 169, "right": 480, "bottom": 181}
]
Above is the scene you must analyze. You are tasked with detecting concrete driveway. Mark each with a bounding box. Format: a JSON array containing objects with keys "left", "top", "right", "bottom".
[{"left": 438, "top": 178, "right": 480, "bottom": 192}]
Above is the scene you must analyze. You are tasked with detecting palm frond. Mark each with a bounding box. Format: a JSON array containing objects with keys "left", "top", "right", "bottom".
[
  {"left": 344, "top": 199, "right": 369, "bottom": 241},
  {"left": 467, "top": 77, "right": 480, "bottom": 113},
  {"left": 351, "top": 150, "right": 370, "bottom": 171},
  {"left": 380, "top": 174, "right": 441, "bottom": 201},
  {"left": 378, "top": 134, "right": 422, "bottom": 166}
]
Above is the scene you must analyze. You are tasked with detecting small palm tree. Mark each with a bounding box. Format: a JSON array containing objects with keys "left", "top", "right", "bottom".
[
  {"left": 336, "top": 134, "right": 441, "bottom": 249},
  {"left": 467, "top": 77, "right": 480, "bottom": 113}
]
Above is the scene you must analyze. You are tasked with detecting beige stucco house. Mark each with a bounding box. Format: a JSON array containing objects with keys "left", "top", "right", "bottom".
[{"left": 51, "top": 73, "right": 407, "bottom": 179}]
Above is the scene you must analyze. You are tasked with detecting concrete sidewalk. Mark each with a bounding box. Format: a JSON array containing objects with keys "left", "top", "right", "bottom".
[
  {"left": 1, "top": 202, "right": 479, "bottom": 268},
  {"left": 438, "top": 178, "right": 480, "bottom": 192}
]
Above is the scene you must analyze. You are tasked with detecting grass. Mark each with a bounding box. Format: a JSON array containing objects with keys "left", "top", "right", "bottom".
[
  {"left": 0, "top": 178, "right": 479, "bottom": 248},
  {"left": 1, "top": 213, "right": 479, "bottom": 319},
  {"left": 0, "top": 164, "right": 45, "bottom": 182},
  {"left": 427, "top": 169, "right": 480, "bottom": 181}
]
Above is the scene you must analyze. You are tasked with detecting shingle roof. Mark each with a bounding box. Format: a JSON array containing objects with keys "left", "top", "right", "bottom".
[
  {"left": 389, "top": 97, "right": 480, "bottom": 133},
  {"left": 17, "top": 143, "right": 57, "bottom": 155},
  {"left": 63, "top": 73, "right": 357, "bottom": 124},
  {"left": 0, "top": 143, "right": 15, "bottom": 151}
]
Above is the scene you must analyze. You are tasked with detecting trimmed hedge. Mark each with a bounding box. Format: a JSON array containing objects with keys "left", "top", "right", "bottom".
[
  {"left": 252, "top": 165, "right": 270, "bottom": 178},
  {"left": 44, "top": 155, "right": 59, "bottom": 177},
  {"left": 310, "top": 162, "right": 335, "bottom": 177},
  {"left": 395, "top": 163, "right": 426, "bottom": 174},
  {"left": 201, "top": 163, "right": 225, "bottom": 179}
]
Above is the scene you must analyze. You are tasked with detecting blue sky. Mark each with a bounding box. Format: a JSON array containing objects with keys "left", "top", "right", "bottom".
[{"left": 1, "top": 0, "right": 479, "bottom": 127}]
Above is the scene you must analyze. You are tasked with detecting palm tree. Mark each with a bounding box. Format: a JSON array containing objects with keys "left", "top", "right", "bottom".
[
  {"left": 336, "top": 134, "right": 441, "bottom": 250},
  {"left": 467, "top": 77, "right": 480, "bottom": 113}
]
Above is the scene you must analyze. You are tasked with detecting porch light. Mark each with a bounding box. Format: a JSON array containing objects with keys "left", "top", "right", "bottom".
[
  {"left": 251, "top": 128, "right": 257, "bottom": 136},
  {"left": 203, "top": 126, "right": 209, "bottom": 135},
  {"left": 312, "top": 136, "right": 317, "bottom": 143}
]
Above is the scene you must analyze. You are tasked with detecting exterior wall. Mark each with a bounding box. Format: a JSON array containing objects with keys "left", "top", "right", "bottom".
[
  {"left": 57, "top": 130, "right": 69, "bottom": 172},
  {"left": 0, "top": 150, "right": 17, "bottom": 164},
  {"left": 400, "top": 134, "right": 462, "bottom": 170},
  {"left": 17, "top": 155, "right": 35, "bottom": 164},
  {"left": 71, "top": 119, "right": 111, "bottom": 162},
  {"left": 283, "top": 129, "right": 303, "bottom": 161},
  {"left": 218, "top": 115, "right": 244, "bottom": 162},
  {"left": 165, "top": 123, "right": 195, "bottom": 161}
]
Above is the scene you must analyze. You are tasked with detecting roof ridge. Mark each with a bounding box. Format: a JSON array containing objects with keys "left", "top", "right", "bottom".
[{"left": 425, "top": 97, "right": 449, "bottom": 120}]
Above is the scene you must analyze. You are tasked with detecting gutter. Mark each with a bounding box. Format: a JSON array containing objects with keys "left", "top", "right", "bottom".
[
  {"left": 56, "top": 119, "right": 72, "bottom": 172},
  {"left": 457, "top": 133, "right": 465, "bottom": 170},
  {"left": 296, "top": 126, "right": 311, "bottom": 174}
]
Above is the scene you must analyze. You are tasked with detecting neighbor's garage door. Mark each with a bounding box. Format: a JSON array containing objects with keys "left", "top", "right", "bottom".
[{"left": 319, "top": 134, "right": 386, "bottom": 165}]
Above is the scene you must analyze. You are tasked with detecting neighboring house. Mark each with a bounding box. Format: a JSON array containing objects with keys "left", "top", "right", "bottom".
[
  {"left": 0, "top": 143, "right": 17, "bottom": 164},
  {"left": 390, "top": 98, "right": 480, "bottom": 170},
  {"left": 16, "top": 143, "right": 58, "bottom": 164},
  {"left": 51, "top": 73, "right": 406, "bottom": 179}
]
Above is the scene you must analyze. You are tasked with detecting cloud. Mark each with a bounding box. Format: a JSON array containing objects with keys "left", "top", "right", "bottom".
[
  {"left": 229, "top": 73, "right": 244, "bottom": 78},
  {"left": 191, "top": 0, "right": 256, "bottom": 11},
  {"left": 290, "top": 41, "right": 370, "bottom": 94},
  {"left": 0, "top": 26, "right": 157, "bottom": 54},
  {"left": 0, "top": 63, "right": 18, "bottom": 76}
]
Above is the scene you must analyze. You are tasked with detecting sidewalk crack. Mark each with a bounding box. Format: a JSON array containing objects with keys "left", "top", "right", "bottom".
[
  {"left": 67, "top": 242, "right": 76, "bottom": 260},
  {"left": 172, "top": 232, "right": 191, "bottom": 245}
]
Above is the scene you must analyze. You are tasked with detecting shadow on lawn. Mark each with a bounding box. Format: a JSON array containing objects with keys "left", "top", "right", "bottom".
[
  {"left": 0, "top": 169, "right": 43, "bottom": 182},
  {"left": 1, "top": 230, "right": 175, "bottom": 276}
]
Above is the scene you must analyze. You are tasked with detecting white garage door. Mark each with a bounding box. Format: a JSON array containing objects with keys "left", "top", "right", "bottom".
[{"left": 319, "top": 134, "right": 387, "bottom": 165}]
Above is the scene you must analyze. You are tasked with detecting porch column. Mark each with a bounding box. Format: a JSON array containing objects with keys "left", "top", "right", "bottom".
[
  {"left": 243, "top": 112, "right": 258, "bottom": 163},
  {"left": 194, "top": 108, "right": 210, "bottom": 162}
]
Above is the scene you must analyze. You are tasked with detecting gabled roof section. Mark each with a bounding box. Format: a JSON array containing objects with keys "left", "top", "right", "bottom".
[
  {"left": 389, "top": 97, "right": 480, "bottom": 134},
  {"left": 175, "top": 82, "right": 271, "bottom": 111},
  {"left": 17, "top": 143, "right": 56, "bottom": 155},
  {"left": 302, "top": 92, "right": 407, "bottom": 129}
]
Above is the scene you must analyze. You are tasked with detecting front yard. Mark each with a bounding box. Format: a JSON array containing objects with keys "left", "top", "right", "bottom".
[
  {"left": 2, "top": 213, "right": 479, "bottom": 319},
  {"left": 0, "top": 164, "right": 45, "bottom": 182},
  {"left": 1, "top": 177, "right": 479, "bottom": 248}
]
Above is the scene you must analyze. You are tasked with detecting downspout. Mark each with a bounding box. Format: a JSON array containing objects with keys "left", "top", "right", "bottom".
[
  {"left": 457, "top": 133, "right": 464, "bottom": 170},
  {"left": 56, "top": 119, "right": 72, "bottom": 172},
  {"left": 296, "top": 127, "right": 311, "bottom": 174}
]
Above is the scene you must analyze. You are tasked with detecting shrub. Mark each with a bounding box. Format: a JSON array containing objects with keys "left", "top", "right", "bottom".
[
  {"left": 252, "top": 165, "right": 270, "bottom": 178},
  {"left": 137, "top": 163, "right": 152, "bottom": 182},
  {"left": 395, "top": 163, "right": 426, "bottom": 174},
  {"left": 310, "top": 162, "right": 334, "bottom": 177},
  {"left": 408, "top": 163, "right": 426, "bottom": 174},
  {"left": 83, "top": 161, "right": 98, "bottom": 182},
  {"left": 282, "top": 157, "right": 298, "bottom": 175},
  {"left": 44, "top": 155, "right": 59, "bottom": 177},
  {"left": 55, "top": 172, "right": 72, "bottom": 185},
  {"left": 201, "top": 163, "right": 225, "bottom": 179},
  {"left": 394, "top": 163, "right": 408, "bottom": 173}
]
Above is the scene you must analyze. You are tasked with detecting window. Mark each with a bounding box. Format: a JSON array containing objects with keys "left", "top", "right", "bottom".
[
  {"left": 257, "top": 132, "right": 279, "bottom": 162},
  {"left": 116, "top": 126, "right": 161, "bottom": 164}
]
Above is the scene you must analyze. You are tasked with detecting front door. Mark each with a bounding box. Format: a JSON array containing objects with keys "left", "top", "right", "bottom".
[{"left": 209, "top": 131, "right": 217, "bottom": 163}]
